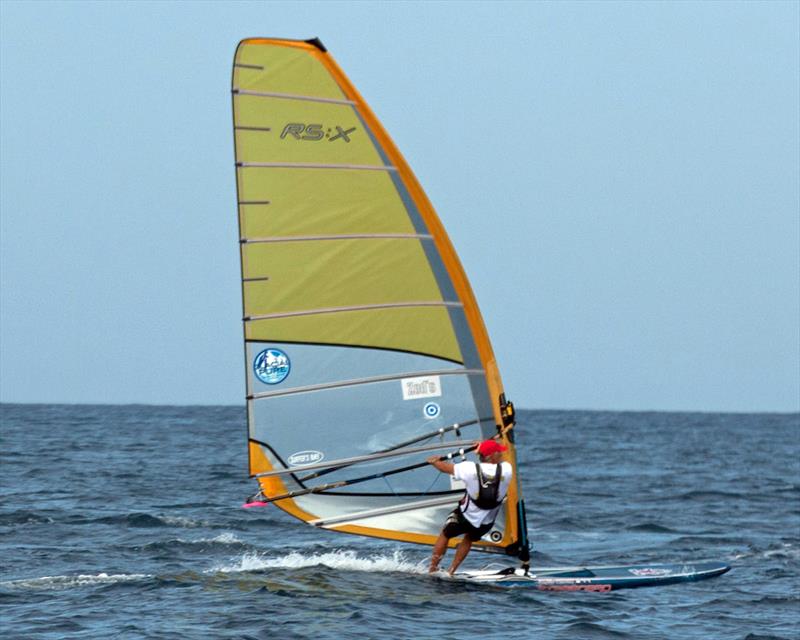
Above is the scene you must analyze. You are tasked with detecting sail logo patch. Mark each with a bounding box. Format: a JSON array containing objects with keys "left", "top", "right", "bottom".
[
  {"left": 401, "top": 375, "right": 441, "bottom": 400},
  {"left": 423, "top": 402, "right": 440, "bottom": 419},
  {"left": 253, "top": 348, "right": 290, "bottom": 385},
  {"left": 280, "top": 123, "right": 356, "bottom": 142},
  {"left": 287, "top": 450, "right": 324, "bottom": 466}
]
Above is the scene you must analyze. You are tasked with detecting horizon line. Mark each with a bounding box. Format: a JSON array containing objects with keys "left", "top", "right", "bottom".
[{"left": 0, "top": 400, "right": 797, "bottom": 416}]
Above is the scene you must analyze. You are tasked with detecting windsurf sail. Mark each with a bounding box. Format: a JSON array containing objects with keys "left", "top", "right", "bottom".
[{"left": 230, "top": 37, "right": 528, "bottom": 559}]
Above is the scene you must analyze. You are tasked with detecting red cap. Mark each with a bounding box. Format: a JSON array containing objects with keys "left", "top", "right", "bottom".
[{"left": 477, "top": 439, "right": 507, "bottom": 457}]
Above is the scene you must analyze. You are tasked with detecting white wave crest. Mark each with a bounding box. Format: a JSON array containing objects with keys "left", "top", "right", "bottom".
[
  {"left": 176, "top": 532, "right": 242, "bottom": 545},
  {"left": 207, "top": 532, "right": 242, "bottom": 544},
  {"left": 1, "top": 572, "right": 149, "bottom": 591},
  {"left": 209, "top": 549, "right": 426, "bottom": 575},
  {"left": 160, "top": 515, "right": 209, "bottom": 528}
]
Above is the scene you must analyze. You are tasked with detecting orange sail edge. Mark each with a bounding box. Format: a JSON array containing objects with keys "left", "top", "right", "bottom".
[
  {"left": 317, "top": 48, "right": 518, "bottom": 453},
  {"left": 332, "top": 40, "right": 525, "bottom": 560},
  {"left": 315, "top": 52, "right": 501, "bottom": 380},
  {"left": 248, "top": 441, "right": 319, "bottom": 523}
]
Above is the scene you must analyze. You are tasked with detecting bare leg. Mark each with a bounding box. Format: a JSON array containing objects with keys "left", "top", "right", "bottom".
[
  {"left": 429, "top": 532, "right": 449, "bottom": 573},
  {"left": 447, "top": 537, "right": 473, "bottom": 575}
]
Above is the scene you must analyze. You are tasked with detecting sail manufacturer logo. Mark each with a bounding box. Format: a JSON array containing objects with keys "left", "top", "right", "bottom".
[
  {"left": 280, "top": 123, "right": 356, "bottom": 142},
  {"left": 401, "top": 375, "right": 441, "bottom": 400},
  {"left": 253, "top": 348, "right": 290, "bottom": 385},
  {"left": 287, "top": 450, "right": 324, "bottom": 466}
]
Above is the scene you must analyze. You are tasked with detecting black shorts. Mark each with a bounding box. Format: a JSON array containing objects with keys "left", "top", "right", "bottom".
[{"left": 441, "top": 508, "right": 494, "bottom": 542}]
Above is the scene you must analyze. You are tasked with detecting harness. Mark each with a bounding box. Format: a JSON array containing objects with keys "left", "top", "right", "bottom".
[{"left": 464, "top": 462, "right": 504, "bottom": 510}]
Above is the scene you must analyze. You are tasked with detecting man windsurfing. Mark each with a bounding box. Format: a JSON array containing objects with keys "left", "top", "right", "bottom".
[{"left": 427, "top": 439, "right": 512, "bottom": 574}]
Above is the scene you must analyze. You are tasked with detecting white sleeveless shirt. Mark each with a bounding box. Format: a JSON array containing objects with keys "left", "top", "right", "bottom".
[{"left": 452, "top": 461, "right": 513, "bottom": 527}]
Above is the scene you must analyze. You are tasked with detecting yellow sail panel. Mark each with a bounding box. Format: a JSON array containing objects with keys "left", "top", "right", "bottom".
[
  {"left": 238, "top": 169, "right": 414, "bottom": 238},
  {"left": 242, "top": 239, "right": 442, "bottom": 314},
  {"left": 244, "top": 307, "right": 463, "bottom": 363}
]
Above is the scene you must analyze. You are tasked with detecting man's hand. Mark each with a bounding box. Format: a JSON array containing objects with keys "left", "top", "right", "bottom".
[{"left": 428, "top": 456, "right": 455, "bottom": 475}]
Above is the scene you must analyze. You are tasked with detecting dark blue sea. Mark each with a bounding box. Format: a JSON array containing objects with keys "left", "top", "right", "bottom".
[{"left": 1, "top": 405, "right": 798, "bottom": 639}]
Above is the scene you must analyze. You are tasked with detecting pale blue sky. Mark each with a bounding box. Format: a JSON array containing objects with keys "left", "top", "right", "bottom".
[{"left": 1, "top": 1, "right": 798, "bottom": 411}]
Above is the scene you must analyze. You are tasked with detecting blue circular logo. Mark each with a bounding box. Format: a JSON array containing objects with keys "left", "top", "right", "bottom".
[
  {"left": 423, "top": 402, "right": 440, "bottom": 419},
  {"left": 253, "top": 348, "right": 290, "bottom": 385}
]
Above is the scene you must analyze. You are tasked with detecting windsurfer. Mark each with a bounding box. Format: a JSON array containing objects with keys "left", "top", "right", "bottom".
[{"left": 427, "top": 439, "right": 512, "bottom": 574}]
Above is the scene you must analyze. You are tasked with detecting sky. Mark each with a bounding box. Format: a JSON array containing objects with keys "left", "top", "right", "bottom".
[{"left": 1, "top": 1, "right": 798, "bottom": 412}]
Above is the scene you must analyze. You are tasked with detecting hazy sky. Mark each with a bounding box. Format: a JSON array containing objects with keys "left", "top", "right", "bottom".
[{"left": 1, "top": 1, "right": 798, "bottom": 411}]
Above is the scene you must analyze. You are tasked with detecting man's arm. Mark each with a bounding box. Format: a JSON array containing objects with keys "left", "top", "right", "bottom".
[{"left": 427, "top": 456, "right": 455, "bottom": 475}]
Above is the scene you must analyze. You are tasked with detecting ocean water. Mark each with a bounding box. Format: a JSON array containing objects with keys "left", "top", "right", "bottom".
[{"left": 1, "top": 404, "right": 798, "bottom": 640}]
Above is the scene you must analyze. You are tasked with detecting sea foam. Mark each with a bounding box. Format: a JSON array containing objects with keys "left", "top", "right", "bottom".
[{"left": 208, "top": 549, "right": 427, "bottom": 575}]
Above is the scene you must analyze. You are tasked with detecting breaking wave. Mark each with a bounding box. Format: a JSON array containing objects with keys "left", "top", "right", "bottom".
[{"left": 208, "top": 549, "right": 426, "bottom": 575}]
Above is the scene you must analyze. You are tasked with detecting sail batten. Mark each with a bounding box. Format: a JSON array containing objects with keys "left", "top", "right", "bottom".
[
  {"left": 253, "top": 439, "right": 477, "bottom": 479},
  {"left": 233, "top": 87, "right": 356, "bottom": 105},
  {"left": 311, "top": 496, "right": 462, "bottom": 527},
  {"left": 234, "top": 126, "right": 273, "bottom": 132},
  {"left": 245, "top": 301, "right": 463, "bottom": 321},
  {"left": 232, "top": 37, "right": 525, "bottom": 556},
  {"left": 241, "top": 233, "right": 431, "bottom": 243},
  {"left": 237, "top": 162, "right": 397, "bottom": 171}
]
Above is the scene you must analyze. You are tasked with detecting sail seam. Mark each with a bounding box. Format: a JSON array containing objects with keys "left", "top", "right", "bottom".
[
  {"left": 310, "top": 496, "right": 459, "bottom": 527},
  {"left": 241, "top": 233, "right": 432, "bottom": 243},
  {"left": 242, "top": 338, "right": 465, "bottom": 365},
  {"left": 232, "top": 88, "right": 355, "bottom": 105},
  {"left": 237, "top": 161, "right": 396, "bottom": 171},
  {"left": 244, "top": 301, "right": 463, "bottom": 321},
  {"left": 247, "top": 367, "right": 484, "bottom": 400},
  {"left": 233, "top": 63, "right": 264, "bottom": 70}
]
